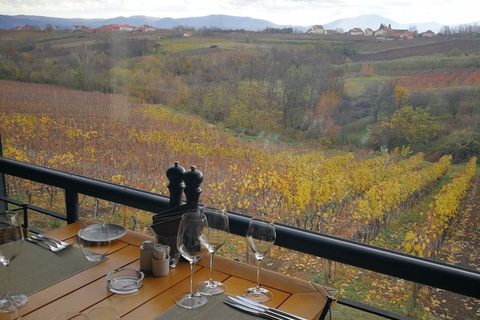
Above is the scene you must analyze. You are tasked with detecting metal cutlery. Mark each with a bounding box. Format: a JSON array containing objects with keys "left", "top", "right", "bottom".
[
  {"left": 224, "top": 300, "right": 283, "bottom": 320},
  {"left": 26, "top": 237, "right": 63, "bottom": 252},
  {"left": 231, "top": 296, "right": 307, "bottom": 320},
  {"left": 31, "top": 235, "right": 70, "bottom": 250},
  {"left": 36, "top": 234, "right": 72, "bottom": 248},
  {"left": 224, "top": 296, "right": 306, "bottom": 320}
]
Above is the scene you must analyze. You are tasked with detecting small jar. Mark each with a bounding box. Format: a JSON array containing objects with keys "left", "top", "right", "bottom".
[{"left": 139, "top": 240, "right": 154, "bottom": 272}]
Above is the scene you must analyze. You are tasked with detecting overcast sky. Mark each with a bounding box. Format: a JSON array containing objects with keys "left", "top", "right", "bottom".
[{"left": 2, "top": 0, "right": 478, "bottom": 26}]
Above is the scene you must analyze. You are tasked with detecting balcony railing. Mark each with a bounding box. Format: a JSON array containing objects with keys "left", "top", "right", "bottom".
[{"left": 1, "top": 156, "right": 480, "bottom": 319}]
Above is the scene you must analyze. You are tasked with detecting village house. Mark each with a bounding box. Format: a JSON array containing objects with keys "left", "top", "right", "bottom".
[
  {"left": 118, "top": 24, "right": 135, "bottom": 32},
  {"left": 421, "top": 30, "right": 436, "bottom": 37},
  {"left": 364, "top": 28, "right": 374, "bottom": 36},
  {"left": 136, "top": 25, "right": 156, "bottom": 32},
  {"left": 307, "top": 25, "right": 325, "bottom": 34},
  {"left": 72, "top": 25, "right": 87, "bottom": 31},
  {"left": 375, "top": 25, "right": 413, "bottom": 40},
  {"left": 348, "top": 27, "right": 364, "bottom": 35},
  {"left": 96, "top": 24, "right": 119, "bottom": 33}
]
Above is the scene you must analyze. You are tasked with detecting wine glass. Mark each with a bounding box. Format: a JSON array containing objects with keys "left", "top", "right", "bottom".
[
  {"left": 51, "top": 313, "right": 90, "bottom": 320},
  {"left": 243, "top": 217, "right": 276, "bottom": 303},
  {"left": 0, "top": 298, "right": 21, "bottom": 320},
  {"left": 0, "top": 211, "right": 28, "bottom": 310},
  {"left": 196, "top": 206, "right": 229, "bottom": 295},
  {"left": 87, "top": 306, "right": 120, "bottom": 319},
  {"left": 175, "top": 212, "right": 209, "bottom": 309},
  {"left": 78, "top": 219, "right": 111, "bottom": 262}
]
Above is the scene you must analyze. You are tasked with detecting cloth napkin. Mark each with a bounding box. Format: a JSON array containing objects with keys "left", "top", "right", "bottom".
[{"left": 154, "top": 294, "right": 259, "bottom": 320}]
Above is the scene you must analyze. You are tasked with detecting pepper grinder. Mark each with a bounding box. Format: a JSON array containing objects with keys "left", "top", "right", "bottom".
[
  {"left": 183, "top": 165, "right": 203, "bottom": 210},
  {"left": 166, "top": 161, "right": 185, "bottom": 208}
]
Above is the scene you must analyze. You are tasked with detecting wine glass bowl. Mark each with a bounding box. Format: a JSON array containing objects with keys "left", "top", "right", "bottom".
[
  {"left": 0, "top": 211, "right": 28, "bottom": 309},
  {"left": 78, "top": 219, "right": 111, "bottom": 262},
  {"left": 175, "top": 212, "right": 209, "bottom": 309},
  {"left": 196, "top": 206, "right": 229, "bottom": 295},
  {"left": 243, "top": 217, "right": 276, "bottom": 303}
]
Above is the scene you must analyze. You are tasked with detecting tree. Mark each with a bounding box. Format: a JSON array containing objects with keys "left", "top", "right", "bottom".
[
  {"left": 395, "top": 86, "right": 409, "bottom": 110},
  {"left": 362, "top": 80, "right": 397, "bottom": 122},
  {"left": 368, "top": 106, "right": 442, "bottom": 150},
  {"left": 72, "top": 43, "right": 95, "bottom": 89},
  {"left": 408, "top": 25, "right": 418, "bottom": 35},
  {"left": 444, "top": 89, "right": 464, "bottom": 119},
  {"left": 202, "top": 86, "right": 228, "bottom": 123},
  {"left": 228, "top": 83, "right": 282, "bottom": 134}
]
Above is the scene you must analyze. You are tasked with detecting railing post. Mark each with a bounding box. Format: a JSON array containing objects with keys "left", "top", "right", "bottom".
[
  {"left": 65, "top": 190, "right": 79, "bottom": 224},
  {"left": 0, "top": 133, "right": 7, "bottom": 212}
]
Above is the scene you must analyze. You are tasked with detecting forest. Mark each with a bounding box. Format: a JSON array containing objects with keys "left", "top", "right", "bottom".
[{"left": 1, "top": 28, "right": 480, "bottom": 319}]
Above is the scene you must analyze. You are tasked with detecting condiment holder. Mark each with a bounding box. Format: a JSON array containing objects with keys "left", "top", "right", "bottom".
[
  {"left": 140, "top": 240, "right": 170, "bottom": 277},
  {"left": 152, "top": 244, "right": 170, "bottom": 277}
]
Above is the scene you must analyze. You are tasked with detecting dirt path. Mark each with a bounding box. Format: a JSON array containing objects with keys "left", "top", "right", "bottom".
[{"left": 428, "top": 175, "right": 480, "bottom": 319}]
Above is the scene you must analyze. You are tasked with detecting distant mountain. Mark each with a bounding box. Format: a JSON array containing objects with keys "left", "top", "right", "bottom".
[
  {"left": 0, "top": 14, "right": 105, "bottom": 29},
  {"left": 0, "top": 14, "right": 287, "bottom": 31},
  {"left": 153, "top": 15, "right": 285, "bottom": 31},
  {"left": 0, "top": 13, "right": 462, "bottom": 34},
  {"left": 323, "top": 14, "right": 443, "bottom": 33}
]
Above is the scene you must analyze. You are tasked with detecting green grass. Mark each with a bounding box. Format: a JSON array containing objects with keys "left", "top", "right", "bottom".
[{"left": 344, "top": 75, "right": 392, "bottom": 96}]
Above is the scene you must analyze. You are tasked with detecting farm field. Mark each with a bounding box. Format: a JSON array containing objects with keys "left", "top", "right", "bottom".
[
  {"left": 348, "top": 38, "right": 480, "bottom": 62},
  {"left": 0, "top": 80, "right": 478, "bottom": 319}
]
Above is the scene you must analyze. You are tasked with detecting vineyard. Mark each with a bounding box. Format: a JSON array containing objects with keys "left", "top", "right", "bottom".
[
  {"left": 398, "top": 68, "right": 480, "bottom": 90},
  {"left": 0, "top": 80, "right": 478, "bottom": 319}
]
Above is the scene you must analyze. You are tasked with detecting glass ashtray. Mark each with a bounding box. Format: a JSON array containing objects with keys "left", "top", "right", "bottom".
[{"left": 106, "top": 267, "right": 144, "bottom": 294}]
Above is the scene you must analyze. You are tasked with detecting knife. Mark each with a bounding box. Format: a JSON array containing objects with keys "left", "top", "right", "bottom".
[
  {"left": 228, "top": 296, "right": 304, "bottom": 320},
  {"left": 223, "top": 300, "right": 283, "bottom": 320},
  {"left": 232, "top": 296, "right": 308, "bottom": 320}
]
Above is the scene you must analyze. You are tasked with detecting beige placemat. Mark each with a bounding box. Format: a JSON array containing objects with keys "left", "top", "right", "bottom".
[
  {"left": 0, "top": 241, "right": 106, "bottom": 296},
  {"left": 154, "top": 294, "right": 260, "bottom": 320}
]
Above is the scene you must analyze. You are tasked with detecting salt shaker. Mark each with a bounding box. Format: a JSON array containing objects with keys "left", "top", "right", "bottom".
[{"left": 140, "top": 240, "right": 154, "bottom": 272}]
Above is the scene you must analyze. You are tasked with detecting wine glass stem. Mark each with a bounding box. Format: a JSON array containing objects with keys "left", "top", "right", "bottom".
[
  {"left": 209, "top": 251, "right": 215, "bottom": 283},
  {"left": 189, "top": 261, "right": 195, "bottom": 296},
  {"left": 5, "top": 263, "right": 11, "bottom": 297},
  {"left": 255, "top": 258, "right": 263, "bottom": 291}
]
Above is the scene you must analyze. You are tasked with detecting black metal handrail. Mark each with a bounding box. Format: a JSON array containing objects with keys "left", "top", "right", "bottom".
[{"left": 1, "top": 156, "right": 480, "bottom": 302}]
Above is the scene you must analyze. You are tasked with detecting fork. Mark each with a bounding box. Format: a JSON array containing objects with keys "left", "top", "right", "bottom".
[
  {"left": 31, "top": 235, "right": 69, "bottom": 250},
  {"left": 26, "top": 237, "right": 63, "bottom": 253},
  {"left": 36, "top": 234, "right": 71, "bottom": 248}
]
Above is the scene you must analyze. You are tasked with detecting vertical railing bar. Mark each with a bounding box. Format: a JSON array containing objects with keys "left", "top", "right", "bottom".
[
  {"left": 22, "top": 202, "right": 29, "bottom": 231},
  {"left": 65, "top": 190, "right": 79, "bottom": 224},
  {"left": 0, "top": 133, "right": 7, "bottom": 212}
]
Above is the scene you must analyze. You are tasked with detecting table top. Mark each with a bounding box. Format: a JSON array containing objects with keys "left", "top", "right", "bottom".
[{"left": 19, "top": 222, "right": 338, "bottom": 320}]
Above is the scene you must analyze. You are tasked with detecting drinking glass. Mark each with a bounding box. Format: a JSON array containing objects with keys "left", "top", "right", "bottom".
[
  {"left": 0, "top": 298, "right": 21, "bottom": 320},
  {"left": 78, "top": 219, "right": 111, "bottom": 262},
  {"left": 175, "top": 212, "right": 208, "bottom": 309},
  {"left": 196, "top": 206, "right": 229, "bottom": 295},
  {"left": 87, "top": 306, "right": 120, "bottom": 319},
  {"left": 0, "top": 211, "right": 28, "bottom": 310},
  {"left": 51, "top": 312, "right": 89, "bottom": 320},
  {"left": 242, "top": 217, "right": 276, "bottom": 303}
]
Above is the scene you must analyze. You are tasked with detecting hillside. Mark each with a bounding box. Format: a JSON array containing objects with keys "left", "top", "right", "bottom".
[{"left": 0, "top": 79, "right": 478, "bottom": 319}]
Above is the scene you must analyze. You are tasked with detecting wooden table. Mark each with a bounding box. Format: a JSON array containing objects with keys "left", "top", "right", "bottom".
[{"left": 19, "top": 222, "right": 338, "bottom": 320}]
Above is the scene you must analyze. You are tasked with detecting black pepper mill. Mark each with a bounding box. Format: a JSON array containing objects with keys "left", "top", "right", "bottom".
[
  {"left": 166, "top": 161, "right": 185, "bottom": 208},
  {"left": 183, "top": 165, "right": 203, "bottom": 210}
]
